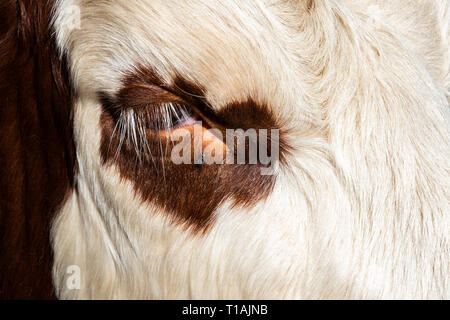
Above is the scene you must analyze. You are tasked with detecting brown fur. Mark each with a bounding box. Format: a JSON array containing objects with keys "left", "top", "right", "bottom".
[
  {"left": 0, "top": 0, "right": 75, "bottom": 299},
  {"left": 100, "top": 66, "right": 286, "bottom": 232}
]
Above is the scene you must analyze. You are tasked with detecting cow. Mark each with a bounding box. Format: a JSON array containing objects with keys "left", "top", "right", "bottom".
[{"left": 0, "top": 0, "right": 449, "bottom": 299}]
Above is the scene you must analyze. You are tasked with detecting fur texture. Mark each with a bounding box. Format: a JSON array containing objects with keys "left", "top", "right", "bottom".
[
  {"left": 0, "top": 0, "right": 74, "bottom": 299},
  {"left": 50, "top": 0, "right": 449, "bottom": 299}
]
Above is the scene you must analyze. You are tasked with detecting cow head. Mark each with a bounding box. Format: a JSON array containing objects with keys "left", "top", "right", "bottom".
[{"left": 1, "top": 0, "right": 449, "bottom": 299}]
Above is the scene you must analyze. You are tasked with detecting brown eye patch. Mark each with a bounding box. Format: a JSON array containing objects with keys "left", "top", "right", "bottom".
[{"left": 99, "top": 66, "right": 288, "bottom": 233}]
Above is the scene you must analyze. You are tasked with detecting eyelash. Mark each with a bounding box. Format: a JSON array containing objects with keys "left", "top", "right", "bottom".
[
  {"left": 138, "top": 102, "right": 194, "bottom": 131},
  {"left": 111, "top": 102, "right": 195, "bottom": 160}
]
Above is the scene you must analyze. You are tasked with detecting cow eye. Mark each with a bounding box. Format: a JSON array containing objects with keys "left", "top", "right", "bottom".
[
  {"left": 133, "top": 102, "right": 198, "bottom": 132},
  {"left": 100, "top": 84, "right": 205, "bottom": 137}
]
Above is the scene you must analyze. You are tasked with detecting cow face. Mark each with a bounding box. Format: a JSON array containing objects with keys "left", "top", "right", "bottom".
[
  {"left": 45, "top": 0, "right": 450, "bottom": 299},
  {"left": 51, "top": 0, "right": 330, "bottom": 299}
]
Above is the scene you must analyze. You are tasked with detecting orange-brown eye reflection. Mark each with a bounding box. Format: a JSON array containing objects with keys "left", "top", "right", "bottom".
[{"left": 167, "top": 122, "right": 229, "bottom": 166}]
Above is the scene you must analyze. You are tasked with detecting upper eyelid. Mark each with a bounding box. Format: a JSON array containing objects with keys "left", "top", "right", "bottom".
[
  {"left": 99, "top": 75, "right": 225, "bottom": 130},
  {"left": 99, "top": 84, "right": 198, "bottom": 133},
  {"left": 112, "top": 82, "right": 223, "bottom": 129},
  {"left": 116, "top": 82, "right": 188, "bottom": 112}
]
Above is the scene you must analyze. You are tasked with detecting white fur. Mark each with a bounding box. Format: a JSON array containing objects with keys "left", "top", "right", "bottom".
[{"left": 51, "top": 0, "right": 449, "bottom": 299}]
